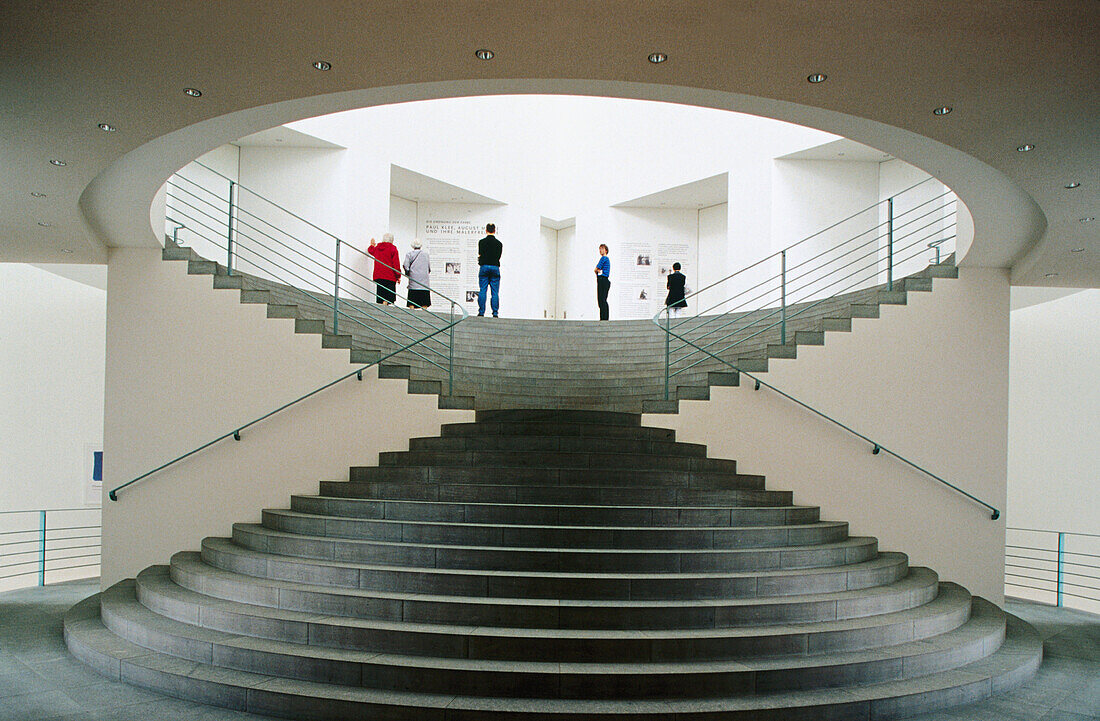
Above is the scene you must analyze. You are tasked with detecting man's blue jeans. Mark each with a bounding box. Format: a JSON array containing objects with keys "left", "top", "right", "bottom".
[{"left": 478, "top": 265, "right": 500, "bottom": 316}]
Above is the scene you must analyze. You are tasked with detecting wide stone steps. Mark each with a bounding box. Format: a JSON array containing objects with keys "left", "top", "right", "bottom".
[
  {"left": 67, "top": 593, "right": 1041, "bottom": 718},
  {"left": 133, "top": 569, "right": 977, "bottom": 664},
  {"left": 198, "top": 536, "right": 908, "bottom": 600},
  {"left": 260, "top": 508, "right": 847, "bottom": 549},
  {"left": 318, "top": 480, "right": 793, "bottom": 507},
  {"left": 166, "top": 553, "right": 939, "bottom": 630},
  {"left": 67, "top": 407, "right": 1038, "bottom": 717},
  {"left": 288, "top": 495, "right": 823, "bottom": 527}
]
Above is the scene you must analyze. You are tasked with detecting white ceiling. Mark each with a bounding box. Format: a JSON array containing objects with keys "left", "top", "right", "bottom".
[
  {"left": 779, "top": 138, "right": 893, "bottom": 163},
  {"left": 1, "top": 1, "right": 1096, "bottom": 286},
  {"left": 235, "top": 126, "right": 344, "bottom": 149},
  {"left": 390, "top": 165, "right": 503, "bottom": 205},
  {"left": 614, "top": 174, "right": 729, "bottom": 209}
]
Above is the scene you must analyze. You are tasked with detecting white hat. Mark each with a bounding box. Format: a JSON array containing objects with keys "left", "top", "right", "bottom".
[{"left": 411, "top": 239, "right": 422, "bottom": 249}]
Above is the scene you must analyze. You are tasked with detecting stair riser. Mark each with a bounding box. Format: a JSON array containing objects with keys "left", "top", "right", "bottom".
[
  {"left": 260, "top": 512, "right": 849, "bottom": 550},
  {"left": 345, "top": 468, "right": 764, "bottom": 491},
  {"left": 319, "top": 482, "right": 793, "bottom": 507},
  {"left": 409, "top": 437, "right": 707, "bottom": 457},
  {"left": 377, "top": 452, "right": 738, "bottom": 473},
  {"left": 442, "top": 422, "right": 675, "bottom": 441},
  {"left": 170, "top": 559, "right": 939, "bottom": 630},
  {"left": 232, "top": 526, "right": 877, "bottom": 574},
  {"left": 200, "top": 543, "right": 905, "bottom": 601},
  {"left": 477, "top": 410, "right": 641, "bottom": 425},
  {"left": 290, "top": 496, "right": 821, "bottom": 527}
]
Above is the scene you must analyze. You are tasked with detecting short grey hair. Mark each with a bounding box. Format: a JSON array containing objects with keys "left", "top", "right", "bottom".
[{"left": 382, "top": 232, "right": 394, "bottom": 243}]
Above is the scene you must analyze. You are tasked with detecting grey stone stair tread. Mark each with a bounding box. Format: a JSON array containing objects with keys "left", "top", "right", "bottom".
[
  {"left": 68, "top": 592, "right": 1040, "bottom": 716},
  {"left": 102, "top": 580, "right": 976, "bottom": 675},
  {"left": 137, "top": 567, "right": 975, "bottom": 656},
  {"left": 375, "top": 450, "right": 740, "bottom": 472},
  {"left": 200, "top": 536, "right": 906, "bottom": 593},
  {"left": 231, "top": 522, "right": 875, "bottom": 565},
  {"left": 346, "top": 466, "right": 765, "bottom": 486},
  {"left": 266, "top": 506, "right": 841, "bottom": 534},
  {"left": 170, "top": 553, "right": 938, "bottom": 627},
  {"left": 409, "top": 435, "right": 707, "bottom": 455},
  {"left": 290, "top": 495, "right": 821, "bottom": 527}
]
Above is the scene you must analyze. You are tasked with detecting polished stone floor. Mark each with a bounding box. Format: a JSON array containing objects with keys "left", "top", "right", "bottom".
[{"left": 1, "top": 579, "right": 1096, "bottom": 721}]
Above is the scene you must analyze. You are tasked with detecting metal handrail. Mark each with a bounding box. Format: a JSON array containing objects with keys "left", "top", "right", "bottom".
[
  {"left": 1005, "top": 527, "right": 1100, "bottom": 607},
  {"left": 111, "top": 161, "right": 470, "bottom": 501},
  {"left": 0, "top": 508, "right": 101, "bottom": 587},
  {"left": 651, "top": 180, "right": 996, "bottom": 520}
]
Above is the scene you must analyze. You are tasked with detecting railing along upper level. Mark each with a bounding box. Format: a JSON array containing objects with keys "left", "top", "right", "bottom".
[
  {"left": 109, "top": 161, "right": 468, "bottom": 501},
  {"left": 653, "top": 179, "right": 1000, "bottom": 520}
]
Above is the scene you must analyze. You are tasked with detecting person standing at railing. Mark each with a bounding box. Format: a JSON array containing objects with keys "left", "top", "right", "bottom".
[
  {"left": 403, "top": 239, "right": 431, "bottom": 309},
  {"left": 594, "top": 244, "right": 611, "bottom": 321},
  {"left": 665, "top": 262, "right": 687, "bottom": 318},
  {"left": 477, "top": 223, "right": 503, "bottom": 317},
  {"left": 368, "top": 234, "right": 401, "bottom": 305}
]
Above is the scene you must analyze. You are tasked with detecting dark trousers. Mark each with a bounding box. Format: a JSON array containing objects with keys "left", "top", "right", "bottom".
[{"left": 596, "top": 275, "right": 610, "bottom": 321}]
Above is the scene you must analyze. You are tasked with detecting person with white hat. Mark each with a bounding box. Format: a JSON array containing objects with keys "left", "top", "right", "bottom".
[{"left": 403, "top": 239, "right": 431, "bottom": 309}]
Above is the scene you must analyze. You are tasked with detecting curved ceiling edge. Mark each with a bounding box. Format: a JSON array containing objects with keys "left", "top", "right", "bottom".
[{"left": 78, "top": 78, "right": 1045, "bottom": 271}]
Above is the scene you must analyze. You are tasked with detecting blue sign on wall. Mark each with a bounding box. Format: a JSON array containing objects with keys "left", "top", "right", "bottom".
[{"left": 92, "top": 451, "right": 103, "bottom": 482}]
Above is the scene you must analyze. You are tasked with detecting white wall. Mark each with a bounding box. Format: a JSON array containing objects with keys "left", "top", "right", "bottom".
[
  {"left": 696, "top": 203, "right": 728, "bottom": 316},
  {"left": 389, "top": 195, "right": 418, "bottom": 245},
  {"left": 0, "top": 264, "right": 106, "bottom": 512},
  {"left": 1007, "top": 289, "right": 1100, "bottom": 535},
  {"left": 554, "top": 225, "right": 579, "bottom": 319},
  {"left": 101, "top": 248, "right": 473, "bottom": 586},
  {"left": 646, "top": 267, "right": 1012, "bottom": 603},
  {"left": 538, "top": 225, "right": 559, "bottom": 318}
]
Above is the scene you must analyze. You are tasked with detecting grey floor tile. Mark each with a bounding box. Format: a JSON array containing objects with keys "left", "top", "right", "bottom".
[{"left": 0, "top": 688, "right": 85, "bottom": 720}]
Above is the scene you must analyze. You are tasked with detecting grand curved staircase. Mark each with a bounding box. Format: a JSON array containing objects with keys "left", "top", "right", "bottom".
[{"left": 68, "top": 408, "right": 1041, "bottom": 719}]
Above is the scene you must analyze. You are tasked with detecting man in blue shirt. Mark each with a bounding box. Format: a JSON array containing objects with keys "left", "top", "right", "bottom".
[{"left": 594, "top": 243, "right": 611, "bottom": 321}]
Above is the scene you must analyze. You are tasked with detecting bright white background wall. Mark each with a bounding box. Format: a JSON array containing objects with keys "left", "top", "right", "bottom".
[
  {"left": 389, "top": 195, "right": 418, "bottom": 245},
  {"left": 1007, "top": 289, "right": 1100, "bottom": 534},
  {"left": 0, "top": 264, "right": 106, "bottom": 512},
  {"left": 101, "top": 248, "right": 473, "bottom": 586},
  {"left": 696, "top": 203, "right": 728, "bottom": 315},
  {"left": 647, "top": 267, "right": 1012, "bottom": 603}
]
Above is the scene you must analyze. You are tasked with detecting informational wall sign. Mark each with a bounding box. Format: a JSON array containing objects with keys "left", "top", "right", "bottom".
[
  {"left": 418, "top": 206, "right": 502, "bottom": 311},
  {"left": 84, "top": 443, "right": 103, "bottom": 506},
  {"left": 617, "top": 240, "right": 694, "bottom": 318}
]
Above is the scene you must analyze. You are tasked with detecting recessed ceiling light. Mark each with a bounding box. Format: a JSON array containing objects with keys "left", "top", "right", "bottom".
[
  {"left": 648, "top": 52, "right": 667, "bottom": 64},
  {"left": 183, "top": 87, "right": 202, "bottom": 97},
  {"left": 50, "top": 159, "right": 66, "bottom": 166},
  {"left": 37, "top": 221, "right": 52, "bottom": 227},
  {"left": 30, "top": 192, "right": 46, "bottom": 198},
  {"left": 1016, "top": 144, "right": 1034, "bottom": 152},
  {"left": 1044, "top": 273, "right": 1059, "bottom": 278},
  {"left": 932, "top": 106, "right": 953, "bottom": 116},
  {"left": 97, "top": 123, "right": 116, "bottom": 132},
  {"left": 61, "top": 248, "right": 73, "bottom": 254},
  {"left": 1070, "top": 247, "right": 1085, "bottom": 253},
  {"left": 807, "top": 73, "right": 827, "bottom": 83},
  {"left": 1080, "top": 217, "right": 1095, "bottom": 223},
  {"left": 475, "top": 49, "right": 494, "bottom": 61},
  {"left": 312, "top": 60, "right": 332, "bottom": 71},
  {"left": 1065, "top": 182, "right": 1081, "bottom": 189}
]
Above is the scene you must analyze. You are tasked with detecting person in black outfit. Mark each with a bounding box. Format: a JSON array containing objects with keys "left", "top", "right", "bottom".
[
  {"left": 665, "top": 262, "right": 688, "bottom": 318},
  {"left": 594, "top": 243, "right": 611, "bottom": 321},
  {"left": 477, "top": 223, "right": 503, "bottom": 317}
]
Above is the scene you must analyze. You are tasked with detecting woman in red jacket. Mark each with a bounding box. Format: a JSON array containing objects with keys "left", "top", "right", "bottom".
[{"left": 367, "top": 233, "right": 402, "bottom": 305}]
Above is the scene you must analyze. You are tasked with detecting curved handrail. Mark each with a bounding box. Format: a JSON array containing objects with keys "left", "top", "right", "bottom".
[{"left": 661, "top": 323, "right": 1000, "bottom": 520}]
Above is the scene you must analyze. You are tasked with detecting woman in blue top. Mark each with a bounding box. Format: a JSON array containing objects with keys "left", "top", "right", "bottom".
[{"left": 594, "top": 244, "right": 611, "bottom": 321}]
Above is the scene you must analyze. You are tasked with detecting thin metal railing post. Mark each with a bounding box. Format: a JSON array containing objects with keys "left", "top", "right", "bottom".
[
  {"left": 172, "top": 223, "right": 184, "bottom": 246},
  {"left": 664, "top": 311, "right": 671, "bottom": 401},
  {"left": 333, "top": 239, "right": 341, "bottom": 335},
  {"left": 1057, "top": 531, "right": 1065, "bottom": 607},
  {"left": 886, "top": 196, "right": 894, "bottom": 291},
  {"left": 780, "top": 250, "right": 787, "bottom": 345},
  {"left": 38, "top": 510, "right": 46, "bottom": 586},
  {"left": 227, "top": 180, "right": 239, "bottom": 276},
  {"left": 448, "top": 302, "right": 455, "bottom": 396}
]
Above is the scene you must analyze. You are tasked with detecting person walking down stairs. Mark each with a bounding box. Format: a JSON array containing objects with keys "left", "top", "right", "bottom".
[
  {"left": 403, "top": 239, "right": 431, "bottom": 309},
  {"left": 367, "top": 234, "right": 401, "bottom": 305},
  {"left": 477, "top": 223, "right": 503, "bottom": 317}
]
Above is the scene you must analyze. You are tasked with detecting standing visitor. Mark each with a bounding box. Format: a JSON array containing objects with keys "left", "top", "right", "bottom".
[
  {"left": 665, "top": 262, "right": 688, "bottom": 318},
  {"left": 403, "top": 239, "right": 431, "bottom": 309},
  {"left": 594, "top": 243, "right": 611, "bottom": 321},
  {"left": 477, "top": 223, "right": 502, "bottom": 317},
  {"left": 367, "top": 233, "right": 401, "bottom": 305}
]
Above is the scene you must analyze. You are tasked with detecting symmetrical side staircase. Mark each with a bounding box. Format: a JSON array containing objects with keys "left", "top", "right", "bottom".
[
  {"left": 161, "top": 237, "right": 960, "bottom": 414},
  {"left": 67, "top": 409, "right": 1041, "bottom": 719}
]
